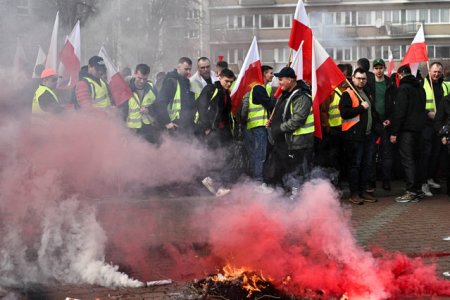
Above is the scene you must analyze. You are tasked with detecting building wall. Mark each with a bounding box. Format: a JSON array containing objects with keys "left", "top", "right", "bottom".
[{"left": 208, "top": 0, "right": 450, "bottom": 71}]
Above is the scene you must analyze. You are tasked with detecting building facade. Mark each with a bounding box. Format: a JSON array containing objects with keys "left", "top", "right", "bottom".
[{"left": 208, "top": 0, "right": 450, "bottom": 72}]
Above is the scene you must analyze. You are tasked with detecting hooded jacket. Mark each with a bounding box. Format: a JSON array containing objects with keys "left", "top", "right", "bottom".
[{"left": 390, "top": 75, "right": 426, "bottom": 135}]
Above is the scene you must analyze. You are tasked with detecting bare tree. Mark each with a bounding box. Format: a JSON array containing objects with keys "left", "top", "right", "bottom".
[{"left": 46, "top": 0, "right": 98, "bottom": 30}]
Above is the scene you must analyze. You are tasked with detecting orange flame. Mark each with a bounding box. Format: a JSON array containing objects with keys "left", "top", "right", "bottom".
[{"left": 211, "top": 264, "right": 270, "bottom": 297}]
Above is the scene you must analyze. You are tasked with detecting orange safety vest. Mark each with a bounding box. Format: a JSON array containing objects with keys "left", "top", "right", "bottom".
[{"left": 341, "top": 88, "right": 360, "bottom": 131}]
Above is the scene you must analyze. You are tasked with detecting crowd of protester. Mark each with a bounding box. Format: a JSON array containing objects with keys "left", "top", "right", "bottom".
[{"left": 31, "top": 55, "right": 450, "bottom": 204}]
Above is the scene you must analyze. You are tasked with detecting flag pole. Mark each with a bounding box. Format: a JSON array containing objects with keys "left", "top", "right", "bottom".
[
  {"left": 345, "top": 78, "right": 365, "bottom": 102},
  {"left": 426, "top": 60, "right": 437, "bottom": 112},
  {"left": 268, "top": 41, "right": 305, "bottom": 124}
]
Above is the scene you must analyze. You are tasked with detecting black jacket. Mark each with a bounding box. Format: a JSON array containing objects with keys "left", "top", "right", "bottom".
[
  {"left": 339, "top": 85, "right": 382, "bottom": 141},
  {"left": 367, "top": 74, "right": 396, "bottom": 121},
  {"left": 198, "top": 81, "right": 232, "bottom": 132},
  {"left": 434, "top": 94, "right": 450, "bottom": 134},
  {"left": 154, "top": 69, "right": 195, "bottom": 128},
  {"left": 390, "top": 75, "right": 426, "bottom": 135}
]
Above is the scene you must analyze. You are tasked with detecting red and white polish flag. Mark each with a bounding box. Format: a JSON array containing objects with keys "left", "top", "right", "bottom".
[
  {"left": 98, "top": 46, "right": 132, "bottom": 107},
  {"left": 288, "top": 0, "right": 312, "bottom": 83},
  {"left": 58, "top": 20, "right": 81, "bottom": 89},
  {"left": 387, "top": 49, "right": 395, "bottom": 77},
  {"left": 230, "top": 36, "right": 264, "bottom": 114},
  {"left": 45, "top": 11, "right": 59, "bottom": 70},
  {"left": 311, "top": 38, "right": 346, "bottom": 139},
  {"left": 399, "top": 24, "right": 427, "bottom": 76}
]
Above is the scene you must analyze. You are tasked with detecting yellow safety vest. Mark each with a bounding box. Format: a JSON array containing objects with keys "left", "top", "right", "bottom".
[
  {"left": 290, "top": 92, "right": 314, "bottom": 135},
  {"left": 127, "top": 81, "right": 157, "bottom": 129},
  {"left": 168, "top": 82, "right": 181, "bottom": 121},
  {"left": 83, "top": 77, "right": 112, "bottom": 108},
  {"left": 32, "top": 85, "right": 59, "bottom": 114},
  {"left": 423, "top": 79, "right": 449, "bottom": 112},
  {"left": 328, "top": 88, "right": 342, "bottom": 127},
  {"left": 247, "top": 84, "right": 272, "bottom": 130}
]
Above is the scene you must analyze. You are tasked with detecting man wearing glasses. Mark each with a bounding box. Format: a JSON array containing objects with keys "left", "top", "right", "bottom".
[
  {"left": 32, "top": 68, "right": 63, "bottom": 114},
  {"left": 340, "top": 68, "right": 381, "bottom": 205},
  {"left": 190, "top": 57, "right": 218, "bottom": 99}
]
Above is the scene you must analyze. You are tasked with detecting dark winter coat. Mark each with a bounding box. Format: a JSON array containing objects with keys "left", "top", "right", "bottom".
[{"left": 390, "top": 75, "right": 426, "bottom": 135}]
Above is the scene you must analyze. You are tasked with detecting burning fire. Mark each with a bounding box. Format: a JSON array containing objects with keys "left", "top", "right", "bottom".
[{"left": 211, "top": 264, "right": 270, "bottom": 297}]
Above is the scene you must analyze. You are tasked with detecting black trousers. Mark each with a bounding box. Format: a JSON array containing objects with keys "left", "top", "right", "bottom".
[{"left": 398, "top": 131, "right": 421, "bottom": 192}]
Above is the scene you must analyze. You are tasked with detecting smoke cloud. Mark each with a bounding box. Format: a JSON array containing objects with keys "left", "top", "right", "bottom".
[{"left": 0, "top": 109, "right": 211, "bottom": 289}]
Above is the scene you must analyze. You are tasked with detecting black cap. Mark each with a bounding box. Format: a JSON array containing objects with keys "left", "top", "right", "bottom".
[
  {"left": 88, "top": 56, "right": 107, "bottom": 71},
  {"left": 274, "top": 67, "right": 296, "bottom": 79},
  {"left": 397, "top": 65, "right": 411, "bottom": 75},
  {"left": 373, "top": 58, "right": 386, "bottom": 67}
]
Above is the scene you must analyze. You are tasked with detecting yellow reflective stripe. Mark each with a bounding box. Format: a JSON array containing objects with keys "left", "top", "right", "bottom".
[
  {"left": 169, "top": 82, "right": 181, "bottom": 121},
  {"left": 329, "top": 114, "right": 341, "bottom": 119}
]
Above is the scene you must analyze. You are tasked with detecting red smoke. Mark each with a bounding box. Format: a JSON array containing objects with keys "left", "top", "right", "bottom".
[{"left": 196, "top": 182, "right": 450, "bottom": 299}]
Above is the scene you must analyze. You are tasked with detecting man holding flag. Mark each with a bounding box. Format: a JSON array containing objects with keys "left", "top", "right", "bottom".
[{"left": 266, "top": 67, "right": 313, "bottom": 197}]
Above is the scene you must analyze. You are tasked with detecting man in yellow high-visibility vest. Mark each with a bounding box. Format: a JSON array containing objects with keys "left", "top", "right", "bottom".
[
  {"left": 241, "top": 65, "right": 275, "bottom": 193},
  {"left": 419, "top": 62, "right": 450, "bottom": 197},
  {"left": 32, "top": 68, "right": 64, "bottom": 114},
  {"left": 154, "top": 57, "right": 195, "bottom": 135},
  {"left": 266, "top": 67, "right": 313, "bottom": 198}
]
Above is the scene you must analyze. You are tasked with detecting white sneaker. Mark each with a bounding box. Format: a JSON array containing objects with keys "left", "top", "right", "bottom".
[
  {"left": 427, "top": 179, "right": 441, "bottom": 189},
  {"left": 421, "top": 183, "right": 433, "bottom": 197},
  {"left": 202, "top": 176, "right": 217, "bottom": 195},
  {"left": 254, "top": 183, "right": 274, "bottom": 194},
  {"left": 216, "top": 187, "right": 231, "bottom": 197}
]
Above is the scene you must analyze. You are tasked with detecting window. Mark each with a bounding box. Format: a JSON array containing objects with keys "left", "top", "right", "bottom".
[
  {"left": 323, "top": 12, "right": 333, "bottom": 25},
  {"left": 260, "top": 15, "right": 275, "bottom": 28},
  {"left": 430, "top": 9, "right": 440, "bottom": 23},
  {"left": 385, "top": 10, "right": 401, "bottom": 24},
  {"left": 436, "top": 46, "right": 450, "bottom": 58},
  {"left": 428, "top": 45, "right": 435, "bottom": 59},
  {"left": 359, "top": 46, "right": 373, "bottom": 60},
  {"left": 309, "top": 12, "right": 322, "bottom": 27},
  {"left": 276, "top": 14, "right": 292, "bottom": 28},
  {"left": 391, "top": 45, "right": 401, "bottom": 59},
  {"left": 357, "top": 11, "right": 372, "bottom": 26},
  {"left": 419, "top": 9, "right": 429, "bottom": 23},
  {"left": 187, "top": 29, "right": 199, "bottom": 39},
  {"left": 441, "top": 9, "right": 450, "bottom": 23},
  {"left": 335, "top": 11, "right": 352, "bottom": 25},
  {"left": 261, "top": 49, "right": 275, "bottom": 62},
  {"left": 274, "top": 48, "right": 289, "bottom": 63},
  {"left": 343, "top": 48, "right": 351, "bottom": 61},
  {"left": 406, "top": 10, "right": 417, "bottom": 23},
  {"left": 243, "top": 15, "right": 254, "bottom": 28}
]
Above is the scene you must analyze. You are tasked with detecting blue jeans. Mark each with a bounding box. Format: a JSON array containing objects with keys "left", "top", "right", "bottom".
[
  {"left": 347, "top": 133, "right": 376, "bottom": 195},
  {"left": 244, "top": 127, "right": 268, "bottom": 182}
]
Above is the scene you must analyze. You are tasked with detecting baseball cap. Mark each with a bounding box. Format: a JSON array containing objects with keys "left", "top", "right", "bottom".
[
  {"left": 88, "top": 56, "right": 107, "bottom": 71},
  {"left": 40, "top": 68, "right": 58, "bottom": 79},
  {"left": 397, "top": 65, "right": 411, "bottom": 75},
  {"left": 274, "top": 67, "right": 296, "bottom": 79},
  {"left": 373, "top": 58, "right": 386, "bottom": 67}
]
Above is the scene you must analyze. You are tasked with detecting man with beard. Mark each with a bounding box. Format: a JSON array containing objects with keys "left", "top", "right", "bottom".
[
  {"left": 390, "top": 65, "right": 426, "bottom": 202},
  {"left": 266, "top": 67, "right": 314, "bottom": 198},
  {"left": 340, "top": 68, "right": 381, "bottom": 205},
  {"left": 154, "top": 57, "right": 196, "bottom": 135}
]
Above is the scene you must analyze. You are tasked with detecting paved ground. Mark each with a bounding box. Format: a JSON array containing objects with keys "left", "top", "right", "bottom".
[{"left": 3, "top": 181, "right": 450, "bottom": 299}]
